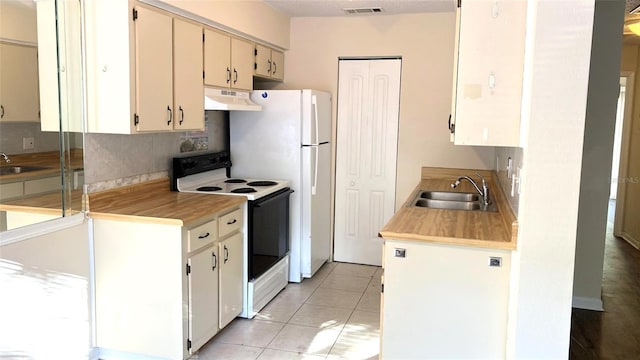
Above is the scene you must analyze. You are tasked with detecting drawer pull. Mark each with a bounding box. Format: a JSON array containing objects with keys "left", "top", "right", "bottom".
[
  {"left": 198, "top": 232, "right": 210, "bottom": 239},
  {"left": 224, "top": 245, "right": 229, "bottom": 263},
  {"left": 227, "top": 219, "right": 237, "bottom": 225}
]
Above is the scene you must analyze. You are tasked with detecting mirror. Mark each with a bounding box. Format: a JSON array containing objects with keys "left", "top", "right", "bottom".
[{"left": 0, "top": 0, "right": 84, "bottom": 231}]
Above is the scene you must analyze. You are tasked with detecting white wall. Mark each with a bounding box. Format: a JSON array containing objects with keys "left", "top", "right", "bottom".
[
  {"left": 0, "top": 218, "right": 92, "bottom": 359},
  {"left": 162, "top": 0, "right": 290, "bottom": 49},
  {"left": 279, "top": 13, "right": 495, "bottom": 209},
  {"left": 572, "top": 0, "right": 625, "bottom": 311},
  {"left": 507, "top": 1, "right": 596, "bottom": 357},
  {"left": 0, "top": 1, "right": 37, "bottom": 43}
]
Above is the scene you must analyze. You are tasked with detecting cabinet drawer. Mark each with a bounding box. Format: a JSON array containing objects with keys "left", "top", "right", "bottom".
[
  {"left": 0, "top": 182, "right": 24, "bottom": 200},
  {"left": 188, "top": 220, "right": 217, "bottom": 253},
  {"left": 219, "top": 208, "right": 242, "bottom": 238},
  {"left": 24, "top": 176, "right": 60, "bottom": 196}
]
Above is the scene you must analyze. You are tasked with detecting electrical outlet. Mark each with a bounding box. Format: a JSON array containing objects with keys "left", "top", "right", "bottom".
[
  {"left": 496, "top": 155, "right": 500, "bottom": 173},
  {"left": 517, "top": 167, "right": 522, "bottom": 195},
  {"left": 507, "top": 157, "right": 513, "bottom": 179},
  {"left": 22, "top": 137, "right": 35, "bottom": 150}
]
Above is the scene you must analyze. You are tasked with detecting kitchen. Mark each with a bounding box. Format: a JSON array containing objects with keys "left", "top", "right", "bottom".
[{"left": 0, "top": 0, "right": 627, "bottom": 359}]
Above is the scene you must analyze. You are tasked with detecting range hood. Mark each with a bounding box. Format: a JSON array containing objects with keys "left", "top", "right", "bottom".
[{"left": 204, "top": 88, "right": 262, "bottom": 111}]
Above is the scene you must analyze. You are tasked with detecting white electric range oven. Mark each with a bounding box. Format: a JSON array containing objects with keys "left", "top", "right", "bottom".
[{"left": 172, "top": 151, "right": 293, "bottom": 318}]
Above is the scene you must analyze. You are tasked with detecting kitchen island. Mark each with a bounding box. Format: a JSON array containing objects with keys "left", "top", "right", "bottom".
[{"left": 379, "top": 167, "right": 517, "bottom": 359}]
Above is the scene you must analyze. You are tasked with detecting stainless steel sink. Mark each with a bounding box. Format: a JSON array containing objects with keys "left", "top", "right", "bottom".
[
  {"left": 420, "top": 191, "right": 479, "bottom": 202},
  {"left": 411, "top": 190, "right": 497, "bottom": 212},
  {"left": 0, "top": 165, "right": 49, "bottom": 175}
]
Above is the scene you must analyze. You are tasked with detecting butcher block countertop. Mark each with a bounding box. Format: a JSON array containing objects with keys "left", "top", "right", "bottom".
[
  {"left": 87, "top": 178, "right": 246, "bottom": 226},
  {"left": 379, "top": 167, "right": 518, "bottom": 250},
  {"left": 0, "top": 190, "right": 84, "bottom": 216}
]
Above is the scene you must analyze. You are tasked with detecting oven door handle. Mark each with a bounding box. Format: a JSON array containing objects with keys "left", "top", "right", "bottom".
[{"left": 252, "top": 188, "right": 294, "bottom": 208}]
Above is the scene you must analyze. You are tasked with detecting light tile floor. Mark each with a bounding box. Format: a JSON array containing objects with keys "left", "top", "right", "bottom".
[{"left": 193, "top": 262, "right": 382, "bottom": 360}]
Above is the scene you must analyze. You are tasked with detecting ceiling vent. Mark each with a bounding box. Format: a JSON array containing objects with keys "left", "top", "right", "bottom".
[{"left": 343, "top": 7, "right": 383, "bottom": 15}]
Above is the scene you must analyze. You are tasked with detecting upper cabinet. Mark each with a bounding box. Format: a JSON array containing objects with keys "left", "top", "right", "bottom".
[
  {"left": 84, "top": 1, "right": 204, "bottom": 134},
  {"left": 37, "top": 0, "right": 84, "bottom": 132},
  {"left": 254, "top": 44, "right": 284, "bottom": 81},
  {"left": 0, "top": 42, "right": 40, "bottom": 123},
  {"left": 450, "top": 0, "right": 527, "bottom": 147},
  {"left": 204, "top": 29, "right": 254, "bottom": 91}
]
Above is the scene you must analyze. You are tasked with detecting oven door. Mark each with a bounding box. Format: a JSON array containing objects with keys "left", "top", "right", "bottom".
[{"left": 248, "top": 187, "right": 294, "bottom": 280}]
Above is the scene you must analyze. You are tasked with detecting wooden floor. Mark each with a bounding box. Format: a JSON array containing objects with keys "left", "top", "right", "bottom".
[{"left": 569, "top": 203, "right": 640, "bottom": 359}]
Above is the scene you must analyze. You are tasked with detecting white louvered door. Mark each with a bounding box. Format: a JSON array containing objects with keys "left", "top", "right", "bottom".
[{"left": 334, "top": 59, "right": 401, "bottom": 266}]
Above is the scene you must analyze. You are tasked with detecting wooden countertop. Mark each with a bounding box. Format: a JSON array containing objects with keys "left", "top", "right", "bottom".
[
  {"left": 0, "top": 189, "right": 84, "bottom": 216},
  {"left": 87, "top": 178, "right": 247, "bottom": 226},
  {"left": 379, "top": 167, "right": 518, "bottom": 250},
  {"left": 0, "top": 149, "right": 83, "bottom": 181}
]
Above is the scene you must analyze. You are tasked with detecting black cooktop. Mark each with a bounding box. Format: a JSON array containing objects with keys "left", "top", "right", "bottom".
[
  {"left": 231, "top": 187, "right": 257, "bottom": 193},
  {"left": 247, "top": 181, "right": 278, "bottom": 187}
]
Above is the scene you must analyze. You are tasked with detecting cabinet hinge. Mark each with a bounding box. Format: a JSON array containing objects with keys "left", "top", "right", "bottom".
[
  {"left": 132, "top": 8, "right": 138, "bottom": 21},
  {"left": 134, "top": 113, "right": 139, "bottom": 126},
  {"left": 448, "top": 114, "right": 455, "bottom": 134},
  {"left": 254, "top": 48, "right": 258, "bottom": 56},
  {"left": 254, "top": 62, "right": 257, "bottom": 70},
  {"left": 187, "top": 338, "right": 192, "bottom": 350},
  {"left": 202, "top": 33, "right": 205, "bottom": 42},
  {"left": 203, "top": 71, "right": 205, "bottom": 79},
  {"left": 186, "top": 264, "right": 191, "bottom": 275},
  {"left": 381, "top": 283, "right": 384, "bottom": 293},
  {"left": 457, "top": 0, "right": 461, "bottom": 8}
]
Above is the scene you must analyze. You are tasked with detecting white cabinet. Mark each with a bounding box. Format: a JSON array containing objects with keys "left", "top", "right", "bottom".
[
  {"left": 92, "top": 205, "right": 245, "bottom": 359},
  {"left": 450, "top": 0, "right": 527, "bottom": 146},
  {"left": 187, "top": 222, "right": 219, "bottom": 353},
  {"left": 37, "top": 0, "right": 84, "bottom": 132},
  {"left": 219, "top": 232, "right": 243, "bottom": 328},
  {"left": 0, "top": 175, "right": 60, "bottom": 201},
  {"left": 381, "top": 240, "right": 511, "bottom": 359},
  {"left": 84, "top": 1, "right": 203, "bottom": 134},
  {"left": 254, "top": 44, "right": 284, "bottom": 81},
  {"left": 0, "top": 42, "right": 40, "bottom": 122},
  {"left": 218, "top": 207, "right": 244, "bottom": 328},
  {"left": 204, "top": 29, "right": 254, "bottom": 91}
]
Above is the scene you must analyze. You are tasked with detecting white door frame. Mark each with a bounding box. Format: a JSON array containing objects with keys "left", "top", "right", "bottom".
[{"left": 614, "top": 71, "right": 635, "bottom": 243}]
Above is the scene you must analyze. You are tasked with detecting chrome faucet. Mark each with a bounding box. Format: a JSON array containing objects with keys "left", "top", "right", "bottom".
[
  {"left": 451, "top": 172, "right": 490, "bottom": 206},
  {"left": 0, "top": 152, "right": 10, "bottom": 163}
]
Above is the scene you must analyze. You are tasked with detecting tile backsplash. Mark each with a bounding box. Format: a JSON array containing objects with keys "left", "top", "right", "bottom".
[
  {"left": 83, "top": 111, "right": 228, "bottom": 189},
  {"left": 0, "top": 122, "right": 60, "bottom": 154},
  {"left": 495, "top": 146, "right": 523, "bottom": 216}
]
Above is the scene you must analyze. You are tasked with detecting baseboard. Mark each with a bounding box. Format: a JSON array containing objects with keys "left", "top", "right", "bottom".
[
  {"left": 620, "top": 232, "right": 640, "bottom": 250},
  {"left": 572, "top": 296, "right": 604, "bottom": 311}
]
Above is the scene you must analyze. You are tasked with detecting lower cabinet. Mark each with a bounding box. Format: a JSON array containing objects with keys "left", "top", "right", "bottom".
[
  {"left": 380, "top": 239, "right": 511, "bottom": 359},
  {"left": 93, "top": 205, "right": 244, "bottom": 359},
  {"left": 187, "top": 244, "right": 219, "bottom": 352},
  {"left": 219, "top": 232, "right": 243, "bottom": 328}
]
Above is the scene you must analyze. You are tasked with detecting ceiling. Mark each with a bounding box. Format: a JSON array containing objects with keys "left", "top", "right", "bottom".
[{"left": 262, "top": 0, "right": 455, "bottom": 17}]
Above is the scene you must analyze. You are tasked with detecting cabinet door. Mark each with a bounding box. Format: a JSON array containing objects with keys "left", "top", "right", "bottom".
[
  {"left": 173, "top": 19, "right": 204, "bottom": 131},
  {"left": 254, "top": 44, "right": 271, "bottom": 78},
  {"left": 381, "top": 241, "right": 510, "bottom": 359},
  {"left": 230, "top": 38, "right": 254, "bottom": 91},
  {"left": 219, "top": 232, "right": 243, "bottom": 328},
  {"left": 0, "top": 43, "right": 40, "bottom": 122},
  {"left": 188, "top": 245, "right": 219, "bottom": 353},
  {"left": 134, "top": 6, "right": 173, "bottom": 132},
  {"left": 270, "top": 49, "right": 284, "bottom": 81},
  {"left": 204, "top": 29, "right": 231, "bottom": 88},
  {"left": 452, "top": 1, "right": 526, "bottom": 146}
]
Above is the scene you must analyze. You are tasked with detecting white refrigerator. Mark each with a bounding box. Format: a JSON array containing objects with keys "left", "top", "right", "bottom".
[{"left": 230, "top": 89, "right": 331, "bottom": 283}]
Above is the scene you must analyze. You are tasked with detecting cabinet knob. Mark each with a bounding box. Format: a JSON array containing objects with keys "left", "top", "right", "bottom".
[
  {"left": 350, "top": 181, "right": 355, "bottom": 187},
  {"left": 488, "top": 73, "right": 496, "bottom": 90}
]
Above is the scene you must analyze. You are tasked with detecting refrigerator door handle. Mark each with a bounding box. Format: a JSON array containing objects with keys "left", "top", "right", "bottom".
[
  {"left": 312, "top": 95, "right": 319, "bottom": 145},
  {"left": 312, "top": 146, "right": 319, "bottom": 195}
]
